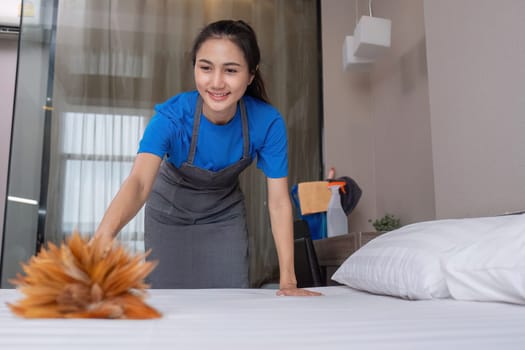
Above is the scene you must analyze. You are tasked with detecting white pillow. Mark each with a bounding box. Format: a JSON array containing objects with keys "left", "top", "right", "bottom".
[
  {"left": 331, "top": 215, "right": 522, "bottom": 300},
  {"left": 443, "top": 214, "right": 525, "bottom": 304}
]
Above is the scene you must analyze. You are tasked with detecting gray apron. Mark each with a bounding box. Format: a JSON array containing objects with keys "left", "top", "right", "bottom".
[{"left": 144, "top": 95, "right": 252, "bottom": 288}]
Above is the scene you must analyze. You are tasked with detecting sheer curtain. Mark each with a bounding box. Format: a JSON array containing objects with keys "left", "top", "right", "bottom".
[
  {"left": 44, "top": 0, "right": 321, "bottom": 287},
  {"left": 59, "top": 112, "right": 146, "bottom": 252}
]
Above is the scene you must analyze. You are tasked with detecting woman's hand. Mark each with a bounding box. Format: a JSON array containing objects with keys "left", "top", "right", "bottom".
[
  {"left": 88, "top": 232, "right": 115, "bottom": 257},
  {"left": 276, "top": 285, "right": 323, "bottom": 296}
]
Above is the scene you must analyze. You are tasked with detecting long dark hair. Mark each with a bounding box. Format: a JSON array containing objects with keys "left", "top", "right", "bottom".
[{"left": 191, "top": 19, "right": 270, "bottom": 104}]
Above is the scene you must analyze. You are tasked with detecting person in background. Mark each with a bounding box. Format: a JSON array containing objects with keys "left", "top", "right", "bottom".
[{"left": 94, "top": 19, "right": 321, "bottom": 296}]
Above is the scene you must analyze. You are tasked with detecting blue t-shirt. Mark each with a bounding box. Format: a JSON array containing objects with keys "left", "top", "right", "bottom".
[{"left": 138, "top": 91, "right": 288, "bottom": 178}]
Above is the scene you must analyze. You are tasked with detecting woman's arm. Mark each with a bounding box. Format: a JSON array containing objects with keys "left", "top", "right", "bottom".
[
  {"left": 266, "top": 177, "right": 321, "bottom": 296},
  {"left": 94, "top": 153, "right": 162, "bottom": 242}
]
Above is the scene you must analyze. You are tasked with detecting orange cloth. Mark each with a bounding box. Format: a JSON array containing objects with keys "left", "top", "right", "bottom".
[{"left": 297, "top": 181, "right": 332, "bottom": 215}]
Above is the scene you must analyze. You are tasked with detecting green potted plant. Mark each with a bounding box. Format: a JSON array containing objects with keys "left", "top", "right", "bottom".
[{"left": 369, "top": 214, "right": 401, "bottom": 232}]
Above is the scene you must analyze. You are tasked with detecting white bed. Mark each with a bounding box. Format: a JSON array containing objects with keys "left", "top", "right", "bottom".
[
  {"left": 3, "top": 214, "right": 525, "bottom": 349},
  {"left": 1, "top": 286, "right": 524, "bottom": 350}
]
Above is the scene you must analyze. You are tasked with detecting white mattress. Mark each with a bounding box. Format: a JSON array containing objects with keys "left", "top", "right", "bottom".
[{"left": 1, "top": 286, "right": 524, "bottom": 350}]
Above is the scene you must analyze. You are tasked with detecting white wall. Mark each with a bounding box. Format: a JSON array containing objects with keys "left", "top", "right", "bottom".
[
  {"left": 321, "top": 0, "right": 375, "bottom": 232},
  {"left": 370, "top": 0, "right": 434, "bottom": 225},
  {"left": 321, "top": 0, "right": 434, "bottom": 231},
  {"left": 322, "top": 0, "right": 525, "bottom": 230},
  {"left": 425, "top": 0, "right": 525, "bottom": 218},
  {"left": 0, "top": 37, "right": 18, "bottom": 254}
]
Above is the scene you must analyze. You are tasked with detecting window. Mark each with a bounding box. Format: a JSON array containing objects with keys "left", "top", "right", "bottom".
[{"left": 61, "top": 112, "right": 146, "bottom": 253}]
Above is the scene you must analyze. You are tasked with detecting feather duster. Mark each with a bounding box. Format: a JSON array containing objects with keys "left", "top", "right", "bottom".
[{"left": 7, "top": 231, "right": 162, "bottom": 319}]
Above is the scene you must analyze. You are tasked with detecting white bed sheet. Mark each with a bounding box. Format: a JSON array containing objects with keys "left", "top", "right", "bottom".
[{"left": 1, "top": 286, "right": 524, "bottom": 350}]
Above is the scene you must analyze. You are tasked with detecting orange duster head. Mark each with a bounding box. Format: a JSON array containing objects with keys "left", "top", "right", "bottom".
[{"left": 7, "top": 231, "right": 161, "bottom": 319}]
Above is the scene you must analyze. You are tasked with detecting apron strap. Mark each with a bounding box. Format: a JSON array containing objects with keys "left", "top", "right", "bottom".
[
  {"left": 239, "top": 98, "right": 250, "bottom": 159},
  {"left": 187, "top": 95, "right": 251, "bottom": 165},
  {"left": 187, "top": 95, "right": 203, "bottom": 165}
]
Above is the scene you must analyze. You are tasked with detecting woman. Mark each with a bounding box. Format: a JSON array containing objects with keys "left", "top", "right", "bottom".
[{"left": 95, "top": 20, "right": 320, "bottom": 296}]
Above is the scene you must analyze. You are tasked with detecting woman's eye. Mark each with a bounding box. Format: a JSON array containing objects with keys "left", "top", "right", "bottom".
[
  {"left": 226, "top": 68, "right": 238, "bottom": 74},
  {"left": 199, "top": 65, "right": 211, "bottom": 71}
]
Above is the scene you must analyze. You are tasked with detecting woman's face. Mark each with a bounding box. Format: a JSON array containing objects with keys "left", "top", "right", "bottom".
[{"left": 194, "top": 37, "right": 254, "bottom": 124}]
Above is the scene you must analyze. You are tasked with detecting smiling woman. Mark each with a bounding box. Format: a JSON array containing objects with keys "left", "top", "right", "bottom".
[
  {"left": 0, "top": 0, "right": 322, "bottom": 290},
  {"left": 92, "top": 20, "right": 320, "bottom": 296}
]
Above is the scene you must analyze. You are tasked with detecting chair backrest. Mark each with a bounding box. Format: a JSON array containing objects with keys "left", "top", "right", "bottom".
[{"left": 293, "top": 220, "right": 324, "bottom": 288}]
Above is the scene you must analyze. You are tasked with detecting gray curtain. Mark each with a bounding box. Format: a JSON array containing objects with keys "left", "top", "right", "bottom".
[{"left": 45, "top": 0, "right": 321, "bottom": 287}]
